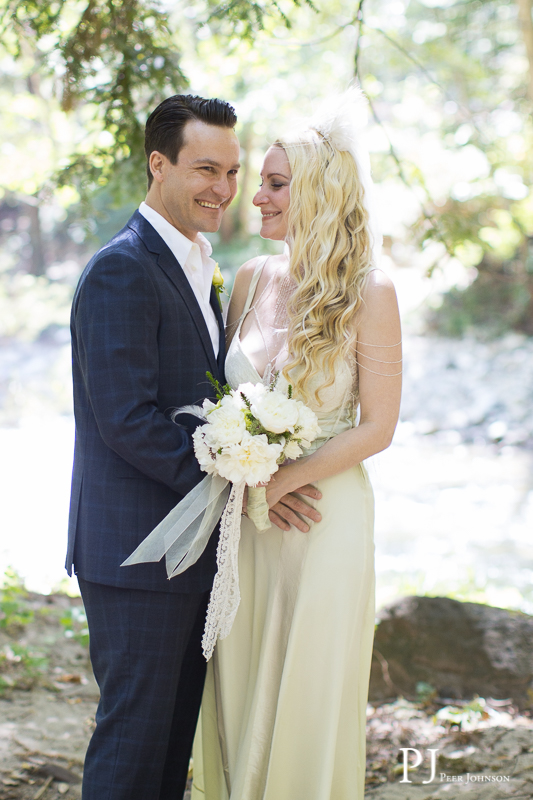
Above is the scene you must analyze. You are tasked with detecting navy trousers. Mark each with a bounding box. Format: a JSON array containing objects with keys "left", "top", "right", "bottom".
[{"left": 79, "top": 579, "right": 210, "bottom": 800}]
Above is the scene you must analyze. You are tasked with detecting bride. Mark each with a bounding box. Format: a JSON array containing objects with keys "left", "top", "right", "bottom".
[{"left": 192, "top": 93, "right": 402, "bottom": 800}]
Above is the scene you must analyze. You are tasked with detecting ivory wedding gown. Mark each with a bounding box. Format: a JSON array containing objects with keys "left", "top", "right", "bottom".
[{"left": 191, "top": 262, "right": 375, "bottom": 800}]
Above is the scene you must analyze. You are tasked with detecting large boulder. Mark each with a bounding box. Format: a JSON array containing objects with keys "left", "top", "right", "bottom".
[{"left": 369, "top": 596, "right": 533, "bottom": 708}]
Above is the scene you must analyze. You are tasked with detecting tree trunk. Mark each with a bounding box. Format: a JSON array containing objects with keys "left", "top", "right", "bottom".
[
  {"left": 19, "top": 196, "right": 46, "bottom": 276},
  {"left": 517, "top": 0, "right": 533, "bottom": 102},
  {"left": 236, "top": 123, "right": 255, "bottom": 236}
]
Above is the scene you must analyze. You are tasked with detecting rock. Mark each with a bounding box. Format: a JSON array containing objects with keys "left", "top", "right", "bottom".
[{"left": 369, "top": 596, "right": 533, "bottom": 709}]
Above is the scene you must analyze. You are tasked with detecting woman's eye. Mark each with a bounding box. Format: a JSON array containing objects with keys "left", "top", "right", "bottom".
[{"left": 258, "top": 181, "right": 285, "bottom": 189}]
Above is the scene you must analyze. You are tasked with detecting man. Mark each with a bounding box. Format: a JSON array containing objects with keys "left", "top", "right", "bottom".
[{"left": 67, "top": 94, "right": 320, "bottom": 800}]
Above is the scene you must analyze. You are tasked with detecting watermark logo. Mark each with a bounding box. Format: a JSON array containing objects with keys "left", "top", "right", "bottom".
[
  {"left": 398, "top": 748, "right": 511, "bottom": 785},
  {"left": 399, "top": 748, "right": 439, "bottom": 784}
]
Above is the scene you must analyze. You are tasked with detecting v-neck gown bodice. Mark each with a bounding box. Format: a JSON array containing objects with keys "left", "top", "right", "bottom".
[
  {"left": 192, "top": 265, "right": 376, "bottom": 800},
  {"left": 225, "top": 266, "right": 359, "bottom": 453}
]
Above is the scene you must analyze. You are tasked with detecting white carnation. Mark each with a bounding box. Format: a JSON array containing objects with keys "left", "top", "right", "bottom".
[
  {"left": 237, "top": 382, "right": 267, "bottom": 406},
  {"left": 215, "top": 432, "right": 282, "bottom": 486},
  {"left": 295, "top": 402, "right": 321, "bottom": 446},
  {"left": 251, "top": 390, "right": 300, "bottom": 434},
  {"left": 202, "top": 398, "right": 217, "bottom": 414},
  {"left": 283, "top": 439, "right": 303, "bottom": 460},
  {"left": 204, "top": 396, "right": 246, "bottom": 447},
  {"left": 192, "top": 428, "right": 217, "bottom": 474},
  {"left": 226, "top": 390, "right": 246, "bottom": 411}
]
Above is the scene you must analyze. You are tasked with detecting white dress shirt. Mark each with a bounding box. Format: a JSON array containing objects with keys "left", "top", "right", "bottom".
[{"left": 138, "top": 201, "right": 220, "bottom": 357}]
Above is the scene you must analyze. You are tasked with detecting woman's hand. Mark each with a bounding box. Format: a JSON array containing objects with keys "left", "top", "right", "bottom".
[
  {"left": 264, "top": 464, "right": 295, "bottom": 508},
  {"left": 265, "top": 464, "right": 322, "bottom": 533}
]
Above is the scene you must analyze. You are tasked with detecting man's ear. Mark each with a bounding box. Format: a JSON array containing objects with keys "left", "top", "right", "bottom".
[{"left": 149, "top": 151, "right": 165, "bottom": 184}]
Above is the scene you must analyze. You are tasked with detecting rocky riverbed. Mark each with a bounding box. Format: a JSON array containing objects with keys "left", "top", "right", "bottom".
[
  {"left": 401, "top": 333, "right": 533, "bottom": 450},
  {"left": 3, "top": 330, "right": 533, "bottom": 447},
  {"left": 1, "top": 330, "right": 533, "bottom": 607}
]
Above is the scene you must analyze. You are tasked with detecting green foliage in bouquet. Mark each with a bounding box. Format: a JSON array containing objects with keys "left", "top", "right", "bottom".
[{"left": 206, "top": 371, "right": 232, "bottom": 402}]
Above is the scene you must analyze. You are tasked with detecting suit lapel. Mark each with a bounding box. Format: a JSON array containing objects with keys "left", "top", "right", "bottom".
[{"left": 128, "top": 211, "right": 218, "bottom": 374}]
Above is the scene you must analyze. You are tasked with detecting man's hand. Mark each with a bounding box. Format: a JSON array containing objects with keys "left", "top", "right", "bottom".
[{"left": 268, "top": 485, "right": 322, "bottom": 532}]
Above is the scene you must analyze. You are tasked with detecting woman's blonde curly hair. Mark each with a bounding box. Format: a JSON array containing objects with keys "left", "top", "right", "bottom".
[{"left": 276, "top": 128, "right": 374, "bottom": 405}]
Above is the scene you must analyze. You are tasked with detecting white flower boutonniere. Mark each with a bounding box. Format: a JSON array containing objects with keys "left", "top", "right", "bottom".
[{"left": 212, "top": 263, "right": 225, "bottom": 311}]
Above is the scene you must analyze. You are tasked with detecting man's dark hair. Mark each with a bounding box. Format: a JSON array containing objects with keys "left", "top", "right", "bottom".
[{"left": 144, "top": 94, "right": 237, "bottom": 188}]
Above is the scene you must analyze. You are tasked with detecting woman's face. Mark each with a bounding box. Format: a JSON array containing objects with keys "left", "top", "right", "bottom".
[{"left": 253, "top": 146, "right": 291, "bottom": 241}]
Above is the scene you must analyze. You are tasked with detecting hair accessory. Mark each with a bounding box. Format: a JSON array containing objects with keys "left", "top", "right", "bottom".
[{"left": 308, "top": 85, "right": 382, "bottom": 265}]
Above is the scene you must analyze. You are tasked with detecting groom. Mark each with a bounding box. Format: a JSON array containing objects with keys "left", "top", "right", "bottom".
[{"left": 67, "top": 94, "right": 321, "bottom": 800}]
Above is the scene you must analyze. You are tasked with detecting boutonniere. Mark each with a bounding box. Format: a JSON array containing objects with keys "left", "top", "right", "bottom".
[{"left": 212, "top": 263, "right": 226, "bottom": 311}]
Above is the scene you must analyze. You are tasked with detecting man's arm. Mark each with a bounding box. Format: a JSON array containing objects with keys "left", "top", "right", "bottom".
[{"left": 74, "top": 250, "right": 204, "bottom": 497}]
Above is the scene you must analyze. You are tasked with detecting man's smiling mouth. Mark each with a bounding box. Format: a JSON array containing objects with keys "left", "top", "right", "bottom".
[{"left": 197, "top": 200, "right": 221, "bottom": 209}]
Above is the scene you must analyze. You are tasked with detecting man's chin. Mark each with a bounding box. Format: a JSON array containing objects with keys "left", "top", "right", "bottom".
[{"left": 200, "top": 217, "right": 224, "bottom": 233}]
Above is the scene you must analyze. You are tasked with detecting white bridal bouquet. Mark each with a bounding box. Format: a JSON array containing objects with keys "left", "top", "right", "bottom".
[
  {"left": 193, "top": 374, "right": 321, "bottom": 491},
  {"left": 123, "top": 372, "right": 320, "bottom": 660}
]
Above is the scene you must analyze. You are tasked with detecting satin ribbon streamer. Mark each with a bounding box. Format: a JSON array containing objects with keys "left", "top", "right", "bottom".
[
  {"left": 121, "top": 474, "right": 230, "bottom": 578},
  {"left": 122, "top": 475, "right": 267, "bottom": 660}
]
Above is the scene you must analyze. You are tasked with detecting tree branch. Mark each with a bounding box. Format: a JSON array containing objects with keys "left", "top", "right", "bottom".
[{"left": 353, "top": 0, "right": 365, "bottom": 79}]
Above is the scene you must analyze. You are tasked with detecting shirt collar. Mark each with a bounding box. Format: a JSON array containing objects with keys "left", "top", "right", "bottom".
[{"left": 139, "top": 201, "right": 213, "bottom": 267}]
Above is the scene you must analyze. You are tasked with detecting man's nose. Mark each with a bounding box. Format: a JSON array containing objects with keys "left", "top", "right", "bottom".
[{"left": 212, "top": 175, "right": 233, "bottom": 200}]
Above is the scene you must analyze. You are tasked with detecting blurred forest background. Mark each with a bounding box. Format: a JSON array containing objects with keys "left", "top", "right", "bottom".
[{"left": 0, "top": 0, "right": 532, "bottom": 609}]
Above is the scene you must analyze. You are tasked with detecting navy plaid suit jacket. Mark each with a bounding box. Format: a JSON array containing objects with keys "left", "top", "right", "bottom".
[{"left": 66, "top": 211, "right": 225, "bottom": 593}]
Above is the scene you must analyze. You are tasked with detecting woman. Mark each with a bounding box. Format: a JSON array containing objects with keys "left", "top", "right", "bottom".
[{"left": 192, "top": 94, "right": 402, "bottom": 800}]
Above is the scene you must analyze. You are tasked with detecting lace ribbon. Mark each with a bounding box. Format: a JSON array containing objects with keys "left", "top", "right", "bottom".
[{"left": 202, "top": 480, "right": 246, "bottom": 661}]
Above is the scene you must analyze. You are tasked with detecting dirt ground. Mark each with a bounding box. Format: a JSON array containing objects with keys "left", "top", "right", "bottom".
[
  {"left": 2, "top": 591, "right": 533, "bottom": 800},
  {"left": 0, "top": 592, "right": 94, "bottom": 800}
]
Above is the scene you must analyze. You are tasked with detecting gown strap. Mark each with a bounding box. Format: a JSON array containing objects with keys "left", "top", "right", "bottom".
[{"left": 240, "top": 255, "right": 269, "bottom": 319}]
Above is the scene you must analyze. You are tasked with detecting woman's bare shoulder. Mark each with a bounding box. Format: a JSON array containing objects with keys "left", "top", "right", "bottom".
[
  {"left": 355, "top": 268, "right": 401, "bottom": 344},
  {"left": 237, "top": 255, "right": 265, "bottom": 278},
  {"left": 363, "top": 268, "right": 397, "bottom": 296},
  {"left": 234, "top": 252, "right": 287, "bottom": 294}
]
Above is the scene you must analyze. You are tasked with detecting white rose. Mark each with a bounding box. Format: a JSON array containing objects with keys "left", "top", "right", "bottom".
[
  {"left": 215, "top": 432, "right": 282, "bottom": 485},
  {"left": 192, "top": 428, "right": 217, "bottom": 474},
  {"left": 283, "top": 439, "right": 303, "bottom": 460},
  {"left": 205, "top": 397, "right": 246, "bottom": 447},
  {"left": 251, "top": 390, "right": 300, "bottom": 434},
  {"left": 295, "top": 401, "right": 321, "bottom": 446}
]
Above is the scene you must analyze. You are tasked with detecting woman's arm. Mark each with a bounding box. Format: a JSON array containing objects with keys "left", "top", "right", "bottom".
[{"left": 264, "top": 270, "right": 402, "bottom": 508}]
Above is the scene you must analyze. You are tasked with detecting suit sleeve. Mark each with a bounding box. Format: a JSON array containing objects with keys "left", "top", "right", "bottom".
[{"left": 73, "top": 249, "right": 205, "bottom": 497}]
